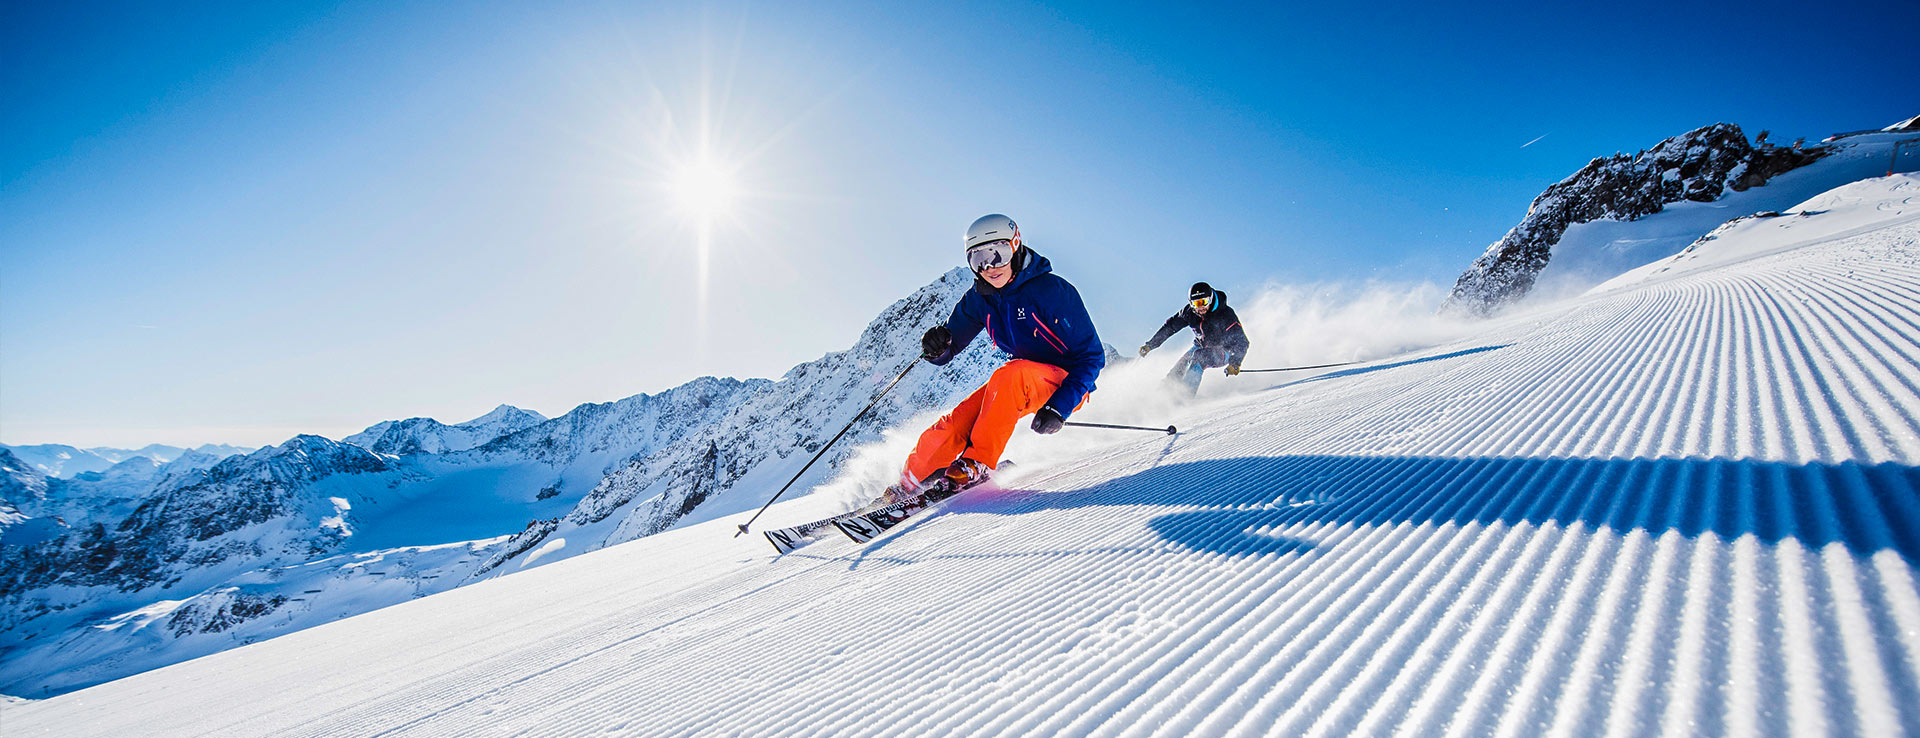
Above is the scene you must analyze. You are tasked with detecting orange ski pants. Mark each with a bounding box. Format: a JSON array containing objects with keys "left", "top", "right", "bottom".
[{"left": 903, "top": 359, "right": 1081, "bottom": 483}]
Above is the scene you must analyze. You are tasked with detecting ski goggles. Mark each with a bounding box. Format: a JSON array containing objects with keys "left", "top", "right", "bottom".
[
  {"left": 966, "top": 239, "right": 1016, "bottom": 273},
  {"left": 1190, "top": 295, "right": 1214, "bottom": 310}
]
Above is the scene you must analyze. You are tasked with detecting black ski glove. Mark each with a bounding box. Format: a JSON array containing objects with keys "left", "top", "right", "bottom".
[
  {"left": 921, "top": 325, "right": 952, "bottom": 361},
  {"left": 1031, "top": 406, "right": 1065, "bottom": 435}
]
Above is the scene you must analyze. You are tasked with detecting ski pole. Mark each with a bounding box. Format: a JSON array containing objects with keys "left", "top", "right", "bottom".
[
  {"left": 1236, "top": 360, "right": 1361, "bottom": 374},
  {"left": 735, "top": 360, "right": 918, "bottom": 536},
  {"left": 1064, "top": 421, "right": 1178, "bottom": 435}
]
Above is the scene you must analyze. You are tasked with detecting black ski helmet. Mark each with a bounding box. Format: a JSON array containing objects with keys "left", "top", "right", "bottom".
[{"left": 1190, "top": 282, "right": 1214, "bottom": 301}]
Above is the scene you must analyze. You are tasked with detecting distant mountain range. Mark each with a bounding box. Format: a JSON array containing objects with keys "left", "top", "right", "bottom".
[{"left": 0, "top": 443, "right": 257, "bottom": 479}]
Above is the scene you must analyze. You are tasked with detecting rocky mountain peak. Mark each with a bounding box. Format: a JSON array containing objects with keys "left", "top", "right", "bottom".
[
  {"left": 463, "top": 404, "right": 547, "bottom": 428},
  {"left": 1442, "top": 122, "right": 1827, "bottom": 316},
  {"left": 346, "top": 402, "right": 550, "bottom": 457}
]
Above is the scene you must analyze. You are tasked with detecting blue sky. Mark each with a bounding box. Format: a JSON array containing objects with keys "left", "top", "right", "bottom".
[{"left": 3, "top": 0, "right": 1914, "bottom": 448}]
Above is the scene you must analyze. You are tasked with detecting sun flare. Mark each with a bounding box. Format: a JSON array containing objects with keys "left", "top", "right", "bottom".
[{"left": 672, "top": 157, "right": 738, "bottom": 220}]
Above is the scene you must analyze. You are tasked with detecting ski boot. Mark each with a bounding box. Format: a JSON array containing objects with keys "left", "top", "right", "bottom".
[
  {"left": 927, "top": 458, "right": 991, "bottom": 501},
  {"left": 882, "top": 470, "right": 946, "bottom": 505}
]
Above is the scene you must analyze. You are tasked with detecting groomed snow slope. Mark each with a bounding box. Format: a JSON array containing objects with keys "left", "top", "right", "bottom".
[{"left": 12, "top": 176, "right": 1920, "bottom": 737}]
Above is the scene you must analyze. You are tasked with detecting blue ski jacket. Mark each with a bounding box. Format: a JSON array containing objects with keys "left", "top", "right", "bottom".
[{"left": 927, "top": 250, "right": 1105, "bottom": 419}]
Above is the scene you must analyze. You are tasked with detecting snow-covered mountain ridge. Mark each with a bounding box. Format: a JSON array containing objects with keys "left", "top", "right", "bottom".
[
  {"left": 13, "top": 174, "right": 1918, "bottom": 737},
  {"left": 0, "top": 268, "right": 1000, "bottom": 699},
  {"left": 343, "top": 404, "right": 549, "bottom": 456},
  {"left": 1444, "top": 118, "right": 1920, "bottom": 315}
]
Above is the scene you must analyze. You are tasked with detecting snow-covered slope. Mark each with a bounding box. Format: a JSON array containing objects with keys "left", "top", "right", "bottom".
[
  {"left": 1445, "top": 119, "right": 1920, "bottom": 315},
  {"left": 14, "top": 177, "right": 1919, "bottom": 735},
  {"left": 1596, "top": 173, "right": 1920, "bottom": 292}
]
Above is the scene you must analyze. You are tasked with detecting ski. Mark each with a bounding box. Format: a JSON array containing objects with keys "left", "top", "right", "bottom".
[
  {"left": 830, "top": 495, "right": 939, "bottom": 544},
  {"left": 832, "top": 463, "right": 1008, "bottom": 545},
  {"left": 762, "top": 462, "right": 1014, "bottom": 553},
  {"left": 762, "top": 496, "right": 918, "bottom": 554}
]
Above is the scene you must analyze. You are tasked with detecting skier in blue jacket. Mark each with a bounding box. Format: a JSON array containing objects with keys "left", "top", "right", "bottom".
[{"left": 894, "top": 214, "right": 1105, "bottom": 500}]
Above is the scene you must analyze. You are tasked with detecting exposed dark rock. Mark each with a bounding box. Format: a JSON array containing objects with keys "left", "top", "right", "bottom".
[
  {"left": 468, "top": 518, "right": 562, "bottom": 578},
  {"left": 1443, "top": 123, "right": 1828, "bottom": 316},
  {"left": 166, "top": 590, "right": 290, "bottom": 637}
]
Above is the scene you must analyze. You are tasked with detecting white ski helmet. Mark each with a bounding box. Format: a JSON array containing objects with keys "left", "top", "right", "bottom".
[{"left": 964, "top": 213, "right": 1021, "bottom": 252}]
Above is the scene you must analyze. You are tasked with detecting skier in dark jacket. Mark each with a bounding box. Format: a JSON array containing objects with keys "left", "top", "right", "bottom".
[
  {"left": 894, "top": 213, "right": 1105, "bottom": 500},
  {"left": 1139, "top": 282, "right": 1250, "bottom": 395}
]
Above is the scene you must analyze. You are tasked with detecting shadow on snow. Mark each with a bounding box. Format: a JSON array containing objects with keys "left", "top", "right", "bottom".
[
  {"left": 1014, "top": 454, "right": 1920, "bottom": 561},
  {"left": 831, "top": 453, "right": 1920, "bottom": 565},
  {"left": 831, "top": 345, "right": 1917, "bottom": 563}
]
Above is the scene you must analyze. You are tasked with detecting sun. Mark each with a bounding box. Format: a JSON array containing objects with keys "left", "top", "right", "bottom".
[{"left": 672, "top": 156, "right": 738, "bottom": 221}]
